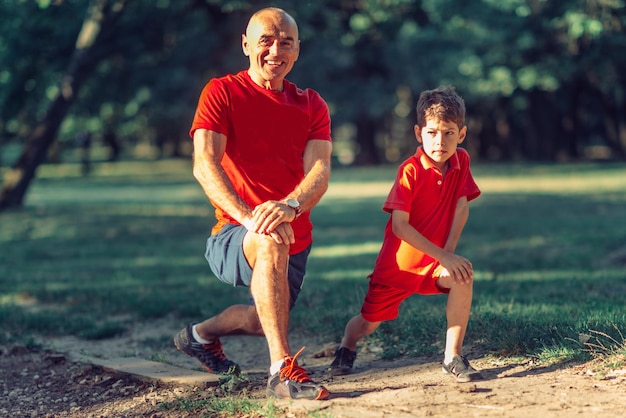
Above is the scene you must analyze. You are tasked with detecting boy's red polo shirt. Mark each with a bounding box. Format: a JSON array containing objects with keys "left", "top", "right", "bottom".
[{"left": 369, "top": 147, "right": 480, "bottom": 294}]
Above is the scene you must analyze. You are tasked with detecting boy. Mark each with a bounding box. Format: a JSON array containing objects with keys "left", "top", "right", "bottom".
[{"left": 329, "top": 86, "right": 482, "bottom": 382}]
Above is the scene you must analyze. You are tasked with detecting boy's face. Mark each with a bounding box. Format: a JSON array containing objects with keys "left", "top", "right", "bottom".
[{"left": 414, "top": 118, "right": 467, "bottom": 170}]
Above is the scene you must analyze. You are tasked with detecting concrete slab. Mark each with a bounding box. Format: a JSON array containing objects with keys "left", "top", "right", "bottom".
[
  {"left": 47, "top": 335, "right": 221, "bottom": 387},
  {"left": 72, "top": 354, "right": 220, "bottom": 387}
]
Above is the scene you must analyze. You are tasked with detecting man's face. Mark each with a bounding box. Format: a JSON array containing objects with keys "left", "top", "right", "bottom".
[
  {"left": 242, "top": 11, "right": 300, "bottom": 91},
  {"left": 415, "top": 118, "right": 467, "bottom": 169}
]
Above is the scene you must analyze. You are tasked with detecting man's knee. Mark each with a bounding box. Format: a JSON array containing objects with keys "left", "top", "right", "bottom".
[{"left": 243, "top": 232, "right": 290, "bottom": 267}]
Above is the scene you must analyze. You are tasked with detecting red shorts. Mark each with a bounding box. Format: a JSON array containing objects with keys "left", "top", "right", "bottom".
[{"left": 361, "top": 267, "right": 449, "bottom": 322}]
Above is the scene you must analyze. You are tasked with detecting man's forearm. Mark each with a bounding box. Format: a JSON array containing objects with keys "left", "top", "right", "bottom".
[
  {"left": 193, "top": 157, "right": 253, "bottom": 228},
  {"left": 288, "top": 158, "right": 330, "bottom": 213}
]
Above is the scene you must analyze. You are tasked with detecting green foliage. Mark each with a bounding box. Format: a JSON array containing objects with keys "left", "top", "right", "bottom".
[{"left": 2, "top": 0, "right": 625, "bottom": 169}]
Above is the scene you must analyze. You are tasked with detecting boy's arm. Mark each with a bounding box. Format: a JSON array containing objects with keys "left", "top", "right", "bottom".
[{"left": 391, "top": 202, "right": 473, "bottom": 284}]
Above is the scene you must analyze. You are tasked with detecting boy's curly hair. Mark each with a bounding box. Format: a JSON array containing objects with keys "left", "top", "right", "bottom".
[{"left": 416, "top": 86, "right": 465, "bottom": 129}]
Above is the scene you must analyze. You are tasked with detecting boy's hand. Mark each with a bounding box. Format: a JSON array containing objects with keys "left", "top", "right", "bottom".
[{"left": 438, "top": 252, "right": 473, "bottom": 284}]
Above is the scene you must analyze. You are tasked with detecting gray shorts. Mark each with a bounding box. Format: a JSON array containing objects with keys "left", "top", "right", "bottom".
[{"left": 205, "top": 223, "right": 311, "bottom": 309}]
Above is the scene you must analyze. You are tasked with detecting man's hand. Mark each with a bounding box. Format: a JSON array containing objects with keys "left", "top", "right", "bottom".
[
  {"left": 249, "top": 200, "right": 296, "bottom": 243},
  {"left": 266, "top": 222, "right": 295, "bottom": 245}
]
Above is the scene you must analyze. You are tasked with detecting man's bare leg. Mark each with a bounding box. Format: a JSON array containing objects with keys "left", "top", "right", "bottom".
[
  {"left": 194, "top": 232, "right": 290, "bottom": 364},
  {"left": 243, "top": 232, "right": 292, "bottom": 364},
  {"left": 194, "top": 305, "right": 263, "bottom": 339}
]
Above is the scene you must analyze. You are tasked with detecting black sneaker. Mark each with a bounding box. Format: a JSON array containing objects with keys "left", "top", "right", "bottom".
[
  {"left": 267, "top": 347, "right": 330, "bottom": 400},
  {"left": 442, "top": 355, "right": 483, "bottom": 382},
  {"left": 328, "top": 346, "right": 357, "bottom": 376},
  {"left": 173, "top": 323, "right": 240, "bottom": 374}
]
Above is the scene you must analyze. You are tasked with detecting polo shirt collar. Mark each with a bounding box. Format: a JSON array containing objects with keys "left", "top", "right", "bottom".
[{"left": 415, "top": 146, "right": 460, "bottom": 173}]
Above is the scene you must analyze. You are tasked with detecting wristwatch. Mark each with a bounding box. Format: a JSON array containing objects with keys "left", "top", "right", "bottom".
[{"left": 284, "top": 198, "right": 302, "bottom": 218}]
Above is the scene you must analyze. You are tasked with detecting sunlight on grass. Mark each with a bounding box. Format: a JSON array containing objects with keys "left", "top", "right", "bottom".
[
  {"left": 0, "top": 293, "right": 38, "bottom": 307},
  {"left": 476, "top": 173, "right": 625, "bottom": 194},
  {"left": 535, "top": 345, "right": 580, "bottom": 365},
  {"left": 316, "top": 269, "right": 374, "bottom": 281},
  {"left": 322, "top": 181, "right": 393, "bottom": 200},
  {"left": 34, "top": 159, "right": 193, "bottom": 179},
  {"left": 27, "top": 183, "right": 205, "bottom": 206},
  {"left": 477, "top": 268, "right": 625, "bottom": 282},
  {"left": 96, "top": 205, "right": 212, "bottom": 217},
  {"left": 471, "top": 162, "right": 625, "bottom": 186},
  {"left": 310, "top": 241, "right": 382, "bottom": 258}
]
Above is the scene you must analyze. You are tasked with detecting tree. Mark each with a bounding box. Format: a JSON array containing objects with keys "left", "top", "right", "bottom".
[
  {"left": 1, "top": 0, "right": 624, "bottom": 200},
  {"left": 0, "top": 0, "right": 129, "bottom": 211}
]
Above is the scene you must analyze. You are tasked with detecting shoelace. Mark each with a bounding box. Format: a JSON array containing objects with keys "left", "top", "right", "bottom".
[
  {"left": 279, "top": 346, "right": 311, "bottom": 383},
  {"left": 202, "top": 339, "right": 227, "bottom": 361}
]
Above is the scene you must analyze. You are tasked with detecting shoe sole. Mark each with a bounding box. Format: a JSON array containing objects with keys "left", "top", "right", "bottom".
[
  {"left": 268, "top": 387, "right": 330, "bottom": 401},
  {"left": 173, "top": 336, "right": 219, "bottom": 374},
  {"left": 315, "top": 387, "right": 331, "bottom": 400},
  {"left": 328, "top": 366, "right": 353, "bottom": 376},
  {"left": 442, "top": 366, "right": 482, "bottom": 383}
]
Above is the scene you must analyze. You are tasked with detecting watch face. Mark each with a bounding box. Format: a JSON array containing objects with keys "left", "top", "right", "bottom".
[{"left": 287, "top": 198, "right": 299, "bottom": 208}]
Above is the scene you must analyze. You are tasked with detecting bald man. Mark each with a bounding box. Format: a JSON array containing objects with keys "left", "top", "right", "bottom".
[{"left": 173, "top": 8, "right": 332, "bottom": 400}]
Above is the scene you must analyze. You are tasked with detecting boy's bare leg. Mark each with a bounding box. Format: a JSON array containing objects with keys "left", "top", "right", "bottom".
[
  {"left": 442, "top": 281, "right": 473, "bottom": 363},
  {"left": 340, "top": 314, "right": 381, "bottom": 351}
]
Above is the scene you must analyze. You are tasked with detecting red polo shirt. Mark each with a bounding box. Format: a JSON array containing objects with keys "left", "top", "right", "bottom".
[
  {"left": 190, "top": 71, "right": 332, "bottom": 254},
  {"left": 369, "top": 147, "right": 480, "bottom": 294}
]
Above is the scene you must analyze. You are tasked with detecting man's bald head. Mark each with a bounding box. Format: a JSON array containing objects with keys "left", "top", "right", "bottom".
[{"left": 246, "top": 7, "right": 299, "bottom": 42}]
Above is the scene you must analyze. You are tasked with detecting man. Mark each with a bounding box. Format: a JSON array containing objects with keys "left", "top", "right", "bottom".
[{"left": 173, "top": 7, "right": 332, "bottom": 401}]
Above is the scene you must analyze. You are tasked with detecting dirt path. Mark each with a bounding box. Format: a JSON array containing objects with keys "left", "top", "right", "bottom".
[{"left": 2, "top": 318, "right": 625, "bottom": 417}]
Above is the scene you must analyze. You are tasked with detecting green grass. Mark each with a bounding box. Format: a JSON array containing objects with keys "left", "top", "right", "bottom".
[
  {"left": 1, "top": 158, "right": 626, "bottom": 414},
  {"left": 158, "top": 393, "right": 283, "bottom": 418}
]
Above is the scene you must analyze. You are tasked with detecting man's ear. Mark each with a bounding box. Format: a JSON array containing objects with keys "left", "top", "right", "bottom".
[
  {"left": 294, "top": 39, "right": 300, "bottom": 61},
  {"left": 242, "top": 34, "right": 250, "bottom": 56},
  {"left": 414, "top": 124, "right": 423, "bottom": 143}
]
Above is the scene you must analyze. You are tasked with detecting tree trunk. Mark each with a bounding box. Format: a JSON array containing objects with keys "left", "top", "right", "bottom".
[
  {"left": 353, "top": 112, "right": 382, "bottom": 166},
  {"left": 0, "top": 0, "right": 128, "bottom": 211}
]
